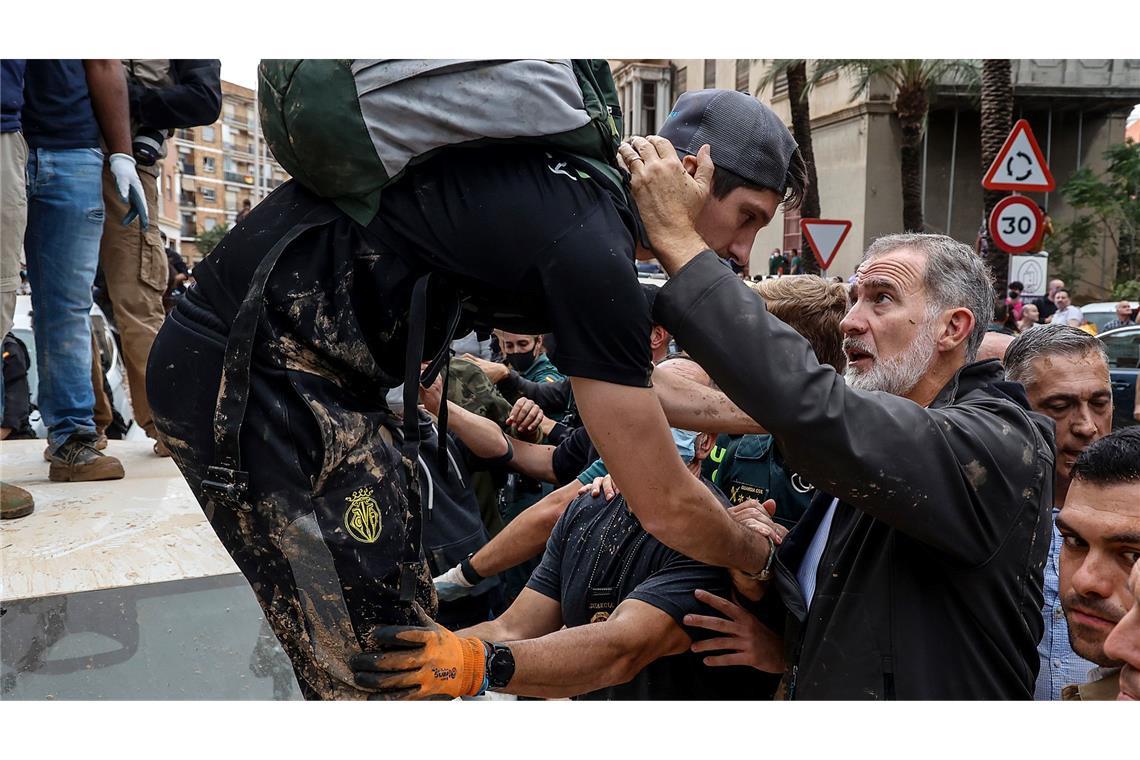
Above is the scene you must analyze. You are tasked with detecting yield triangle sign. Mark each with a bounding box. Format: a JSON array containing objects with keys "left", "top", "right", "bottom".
[
  {"left": 801, "top": 218, "right": 852, "bottom": 270},
  {"left": 982, "top": 119, "right": 1056, "bottom": 192}
]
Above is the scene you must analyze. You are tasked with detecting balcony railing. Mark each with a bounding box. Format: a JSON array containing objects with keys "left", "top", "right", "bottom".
[
  {"left": 223, "top": 114, "right": 254, "bottom": 129},
  {"left": 225, "top": 171, "right": 254, "bottom": 185},
  {"left": 180, "top": 163, "right": 196, "bottom": 176},
  {"left": 180, "top": 224, "right": 196, "bottom": 237}
]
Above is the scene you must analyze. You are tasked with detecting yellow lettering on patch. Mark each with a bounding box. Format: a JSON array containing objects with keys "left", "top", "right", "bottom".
[{"left": 344, "top": 487, "right": 382, "bottom": 544}]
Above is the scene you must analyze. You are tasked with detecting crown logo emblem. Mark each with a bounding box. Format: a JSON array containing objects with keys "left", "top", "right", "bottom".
[{"left": 344, "top": 486, "right": 381, "bottom": 544}]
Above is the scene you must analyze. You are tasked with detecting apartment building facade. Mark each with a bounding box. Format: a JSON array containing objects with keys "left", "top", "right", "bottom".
[{"left": 170, "top": 80, "right": 289, "bottom": 264}]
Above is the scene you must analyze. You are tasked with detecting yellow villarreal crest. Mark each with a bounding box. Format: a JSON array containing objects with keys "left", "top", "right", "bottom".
[{"left": 344, "top": 487, "right": 382, "bottom": 544}]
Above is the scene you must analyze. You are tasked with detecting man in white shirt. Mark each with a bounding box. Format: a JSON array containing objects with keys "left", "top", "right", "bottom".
[{"left": 1049, "top": 289, "right": 1085, "bottom": 327}]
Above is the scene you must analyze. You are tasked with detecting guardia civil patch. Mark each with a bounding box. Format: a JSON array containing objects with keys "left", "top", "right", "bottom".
[{"left": 344, "top": 486, "right": 382, "bottom": 543}]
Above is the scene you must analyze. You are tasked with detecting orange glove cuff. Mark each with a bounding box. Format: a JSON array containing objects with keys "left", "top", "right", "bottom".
[{"left": 457, "top": 636, "right": 487, "bottom": 696}]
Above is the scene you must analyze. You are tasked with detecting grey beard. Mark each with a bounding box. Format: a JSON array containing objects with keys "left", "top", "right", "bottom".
[{"left": 845, "top": 326, "right": 938, "bottom": 396}]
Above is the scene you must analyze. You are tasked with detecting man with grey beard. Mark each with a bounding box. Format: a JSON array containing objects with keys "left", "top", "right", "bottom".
[{"left": 637, "top": 193, "right": 1054, "bottom": 695}]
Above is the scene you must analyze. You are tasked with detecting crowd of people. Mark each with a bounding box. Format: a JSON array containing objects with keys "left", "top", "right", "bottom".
[
  {"left": 2, "top": 60, "right": 1139, "bottom": 702},
  {"left": 1, "top": 59, "right": 221, "bottom": 519}
]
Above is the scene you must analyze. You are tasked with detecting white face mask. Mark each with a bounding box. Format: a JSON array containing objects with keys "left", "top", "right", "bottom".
[{"left": 385, "top": 384, "right": 405, "bottom": 412}]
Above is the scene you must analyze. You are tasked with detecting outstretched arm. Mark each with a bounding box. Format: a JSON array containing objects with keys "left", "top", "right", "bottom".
[
  {"left": 462, "top": 598, "right": 690, "bottom": 699},
  {"left": 653, "top": 362, "right": 766, "bottom": 435},
  {"left": 572, "top": 377, "right": 771, "bottom": 575}
]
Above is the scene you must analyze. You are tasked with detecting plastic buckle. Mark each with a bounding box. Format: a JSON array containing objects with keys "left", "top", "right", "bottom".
[{"left": 202, "top": 466, "right": 250, "bottom": 507}]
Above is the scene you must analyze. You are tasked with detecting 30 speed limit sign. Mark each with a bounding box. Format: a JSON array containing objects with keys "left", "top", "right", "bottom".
[{"left": 989, "top": 196, "right": 1044, "bottom": 253}]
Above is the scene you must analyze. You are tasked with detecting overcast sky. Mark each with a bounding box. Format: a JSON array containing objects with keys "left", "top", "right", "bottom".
[{"left": 220, "top": 58, "right": 260, "bottom": 91}]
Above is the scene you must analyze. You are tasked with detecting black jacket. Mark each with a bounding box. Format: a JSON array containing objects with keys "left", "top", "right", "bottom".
[
  {"left": 655, "top": 252, "right": 1054, "bottom": 700},
  {"left": 126, "top": 59, "right": 222, "bottom": 129}
]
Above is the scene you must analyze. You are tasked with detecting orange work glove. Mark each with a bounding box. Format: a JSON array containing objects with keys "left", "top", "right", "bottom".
[{"left": 351, "top": 607, "right": 486, "bottom": 700}]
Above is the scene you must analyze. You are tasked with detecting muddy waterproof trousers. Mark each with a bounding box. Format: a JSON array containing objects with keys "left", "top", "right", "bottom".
[{"left": 147, "top": 295, "right": 435, "bottom": 700}]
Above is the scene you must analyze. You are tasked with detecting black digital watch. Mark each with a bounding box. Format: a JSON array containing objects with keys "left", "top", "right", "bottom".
[{"left": 484, "top": 642, "right": 516, "bottom": 690}]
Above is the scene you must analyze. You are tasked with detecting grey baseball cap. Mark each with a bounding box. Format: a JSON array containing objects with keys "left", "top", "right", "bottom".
[{"left": 659, "top": 89, "right": 799, "bottom": 195}]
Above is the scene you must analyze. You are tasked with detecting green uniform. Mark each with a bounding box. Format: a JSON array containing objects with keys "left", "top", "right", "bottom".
[
  {"left": 702, "top": 433, "right": 739, "bottom": 483},
  {"left": 715, "top": 434, "right": 815, "bottom": 530},
  {"left": 446, "top": 357, "right": 513, "bottom": 537}
]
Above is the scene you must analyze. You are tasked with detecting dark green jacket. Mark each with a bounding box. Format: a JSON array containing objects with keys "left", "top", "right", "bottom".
[{"left": 715, "top": 434, "right": 815, "bottom": 530}]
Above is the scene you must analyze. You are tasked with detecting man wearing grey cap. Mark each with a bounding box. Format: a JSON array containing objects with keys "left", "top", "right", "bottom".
[
  {"left": 150, "top": 74, "right": 810, "bottom": 700},
  {"left": 622, "top": 122, "right": 1053, "bottom": 698}
]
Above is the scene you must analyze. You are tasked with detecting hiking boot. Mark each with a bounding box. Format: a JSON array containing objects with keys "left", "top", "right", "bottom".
[
  {"left": 1, "top": 482, "right": 35, "bottom": 520},
  {"left": 43, "top": 432, "right": 108, "bottom": 461},
  {"left": 48, "top": 437, "right": 125, "bottom": 482}
]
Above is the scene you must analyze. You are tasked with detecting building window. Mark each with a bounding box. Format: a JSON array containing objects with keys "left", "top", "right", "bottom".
[
  {"left": 641, "top": 83, "right": 657, "bottom": 134},
  {"left": 736, "top": 60, "right": 750, "bottom": 93},
  {"left": 704, "top": 59, "right": 716, "bottom": 89},
  {"left": 225, "top": 190, "right": 238, "bottom": 210},
  {"left": 772, "top": 70, "right": 789, "bottom": 100},
  {"left": 674, "top": 66, "right": 687, "bottom": 95},
  {"left": 782, "top": 207, "right": 802, "bottom": 255},
  {"left": 203, "top": 217, "right": 217, "bottom": 232},
  {"left": 201, "top": 187, "right": 217, "bottom": 203},
  {"left": 203, "top": 156, "right": 216, "bottom": 174},
  {"left": 201, "top": 126, "right": 215, "bottom": 142},
  {"left": 181, "top": 212, "right": 196, "bottom": 237}
]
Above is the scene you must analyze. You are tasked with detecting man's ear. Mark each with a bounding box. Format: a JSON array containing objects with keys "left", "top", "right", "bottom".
[
  {"left": 695, "top": 432, "right": 715, "bottom": 460},
  {"left": 681, "top": 154, "right": 700, "bottom": 178},
  {"left": 938, "top": 307, "right": 975, "bottom": 354},
  {"left": 533, "top": 334, "right": 544, "bottom": 353}
]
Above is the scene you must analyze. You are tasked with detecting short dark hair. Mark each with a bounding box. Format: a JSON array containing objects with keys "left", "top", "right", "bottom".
[
  {"left": 1071, "top": 427, "right": 1140, "bottom": 487},
  {"left": 710, "top": 146, "right": 807, "bottom": 211},
  {"left": 1009, "top": 281, "right": 1024, "bottom": 291},
  {"left": 1055, "top": 289, "right": 1071, "bottom": 299},
  {"left": 993, "top": 298, "right": 1009, "bottom": 323}
]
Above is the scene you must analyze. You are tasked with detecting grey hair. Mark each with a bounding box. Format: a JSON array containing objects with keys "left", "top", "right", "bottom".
[
  {"left": 861, "top": 233, "right": 994, "bottom": 362},
  {"left": 1004, "top": 323, "right": 1109, "bottom": 387}
]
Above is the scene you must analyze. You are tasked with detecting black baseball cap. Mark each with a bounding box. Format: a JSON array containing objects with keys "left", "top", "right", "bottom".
[{"left": 659, "top": 89, "right": 799, "bottom": 195}]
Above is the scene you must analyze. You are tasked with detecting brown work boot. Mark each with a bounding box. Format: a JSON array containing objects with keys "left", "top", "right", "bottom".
[
  {"left": 48, "top": 436, "right": 125, "bottom": 482},
  {"left": 1, "top": 482, "right": 35, "bottom": 520},
  {"left": 43, "top": 431, "right": 107, "bottom": 461}
]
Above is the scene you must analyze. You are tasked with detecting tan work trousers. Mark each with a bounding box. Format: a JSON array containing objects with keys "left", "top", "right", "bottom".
[
  {"left": 93, "top": 166, "right": 166, "bottom": 438},
  {"left": 1, "top": 131, "right": 28, "bottom": 338}
]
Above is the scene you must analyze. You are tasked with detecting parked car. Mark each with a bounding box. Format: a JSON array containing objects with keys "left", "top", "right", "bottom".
[
  {"left": 9, "top": 294, "right": 143, "bottom": 440},
  {"left": 1098, "top": 323, "right": 1140, "bottom": 430},
  {"left": 1080, "top": 301, "right": 1138, "bottom": 333}
]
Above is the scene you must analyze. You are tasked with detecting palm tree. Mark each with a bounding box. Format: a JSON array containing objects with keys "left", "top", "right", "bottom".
[
  {"left": 756, "top": 60, "right": 822, "bottom": 274},
  {"left": 980, "top": 59, "right": 1013, "bottom": 292},
  {"left": 804, "top": 60, "right": 980, "bottom": 233}
]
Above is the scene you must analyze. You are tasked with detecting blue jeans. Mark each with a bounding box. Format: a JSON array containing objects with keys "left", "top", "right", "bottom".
[{"left": 23, "top": 147, "right": 105, "bottom": 450}]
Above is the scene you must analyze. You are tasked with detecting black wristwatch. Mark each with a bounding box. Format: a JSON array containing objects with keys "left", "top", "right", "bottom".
[{"left": 484, "top": 642, "right": 515, "bottom": 690}]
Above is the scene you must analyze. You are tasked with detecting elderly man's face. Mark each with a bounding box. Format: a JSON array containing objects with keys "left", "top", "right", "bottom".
[
  {"left": 1023, "top": 351, "right": 1112, "bottom": 483},
  {"left": 840, "top": 248, "right": 939, "bottom": 397},
  {"left": 1104, "top": 560, "right": 1140, "bottom": 700},
  {"left": 1058, "top": 479, "right": 1140, "bottom": 665}
]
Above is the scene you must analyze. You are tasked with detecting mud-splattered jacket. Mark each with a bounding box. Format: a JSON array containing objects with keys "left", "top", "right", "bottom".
[{"left": 656, "top": 251, "right": 1055, "bottom": 700}]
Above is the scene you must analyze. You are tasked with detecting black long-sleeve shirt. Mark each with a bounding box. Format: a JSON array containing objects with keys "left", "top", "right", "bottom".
[{"left": 126, "top": 59, "right": 221, "bottom": 129}]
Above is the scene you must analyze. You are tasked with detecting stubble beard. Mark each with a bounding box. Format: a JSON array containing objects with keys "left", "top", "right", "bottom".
[{"left": 845, "top": 322, "right": 940, "bottom": 397}]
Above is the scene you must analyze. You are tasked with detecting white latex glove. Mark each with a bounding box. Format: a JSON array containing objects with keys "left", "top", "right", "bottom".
[
  {"left": 433, "top": 563, "right": 475, "bottom": 602},
  {"left": 108, "top": 153, "right": 149, "bottom": 229}
]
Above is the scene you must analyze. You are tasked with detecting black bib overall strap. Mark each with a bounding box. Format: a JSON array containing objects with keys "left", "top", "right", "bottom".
[{"left": 198, "top": 201, "right": 447, "bottom": 601}]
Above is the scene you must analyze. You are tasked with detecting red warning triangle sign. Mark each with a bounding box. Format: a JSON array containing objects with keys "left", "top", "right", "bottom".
[
  {"left": 801, "top": 218, "right": 852, "bottom": 270},
  {"left": 982, "top": 119, "right": 1056, "bottom": 192}
]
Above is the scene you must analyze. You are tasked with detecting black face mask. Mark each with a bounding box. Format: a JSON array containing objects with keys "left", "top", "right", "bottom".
[{"left": 504, "top": 349, "right": 537, "bottom": 374}]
